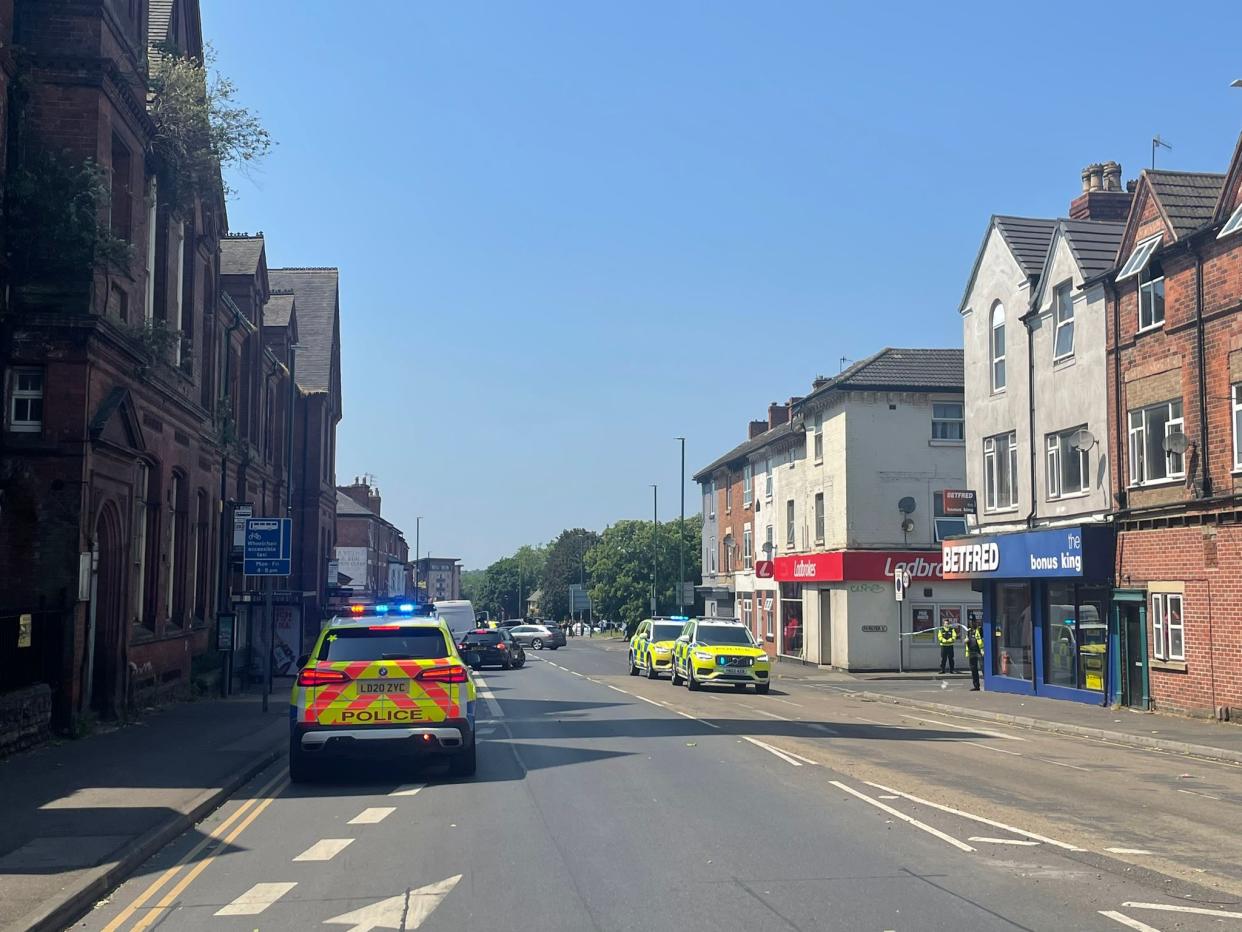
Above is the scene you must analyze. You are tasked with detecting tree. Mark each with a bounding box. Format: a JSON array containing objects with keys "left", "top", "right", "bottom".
[
  {"left": 459, "top": 569, "right": 486, "bottom": 604},
  {"left": 585, "top": 516, "right": 701, "bottom": 636},
  {"left": 475, "top": 557, "right": 520, "bottom": 620},
  {"left": 540, "top": 528, "right": 600, "bottom": 621}
]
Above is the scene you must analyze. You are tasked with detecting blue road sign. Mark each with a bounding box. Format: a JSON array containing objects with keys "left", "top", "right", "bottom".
[{"left": 244, "top": 517, "right": 293, "bottom": 576}]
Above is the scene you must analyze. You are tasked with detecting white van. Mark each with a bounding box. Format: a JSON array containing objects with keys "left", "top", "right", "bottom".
[{"left": 434, "top": 600, "right": 479, "bottom": 640}]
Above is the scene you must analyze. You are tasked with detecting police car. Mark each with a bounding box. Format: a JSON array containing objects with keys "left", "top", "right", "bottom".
[
  {"left": 628, "top": 616, "right": 689, "bottom": 679},
  {"left": 669, "top": 617, "right": 772, "bottom": 693},
  {"left": 288, "top": 602, "right": 477, "bottom": 782}
]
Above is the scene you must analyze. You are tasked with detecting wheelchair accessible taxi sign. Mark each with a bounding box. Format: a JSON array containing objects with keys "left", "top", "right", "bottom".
[{"left": 244, "top": 517, "right": 292, "bottom": 576}]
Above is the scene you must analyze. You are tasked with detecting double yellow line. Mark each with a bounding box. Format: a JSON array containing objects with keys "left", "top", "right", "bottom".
[{"left": 100, "top": 768, "right": 289, "bottom": 932}]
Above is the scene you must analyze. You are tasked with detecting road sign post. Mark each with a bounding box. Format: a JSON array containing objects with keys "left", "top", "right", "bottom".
[
  {"left": 243, "top": 518, "right": 293, "bottom": 712},
  {"left": 894, "top": 568, "right": 911, "bottom": 673}
]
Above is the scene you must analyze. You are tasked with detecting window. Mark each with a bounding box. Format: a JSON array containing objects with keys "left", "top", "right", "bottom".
[
  {"left": 1053, "top": 282, "right": 1074, "bottom": 359},
  {"left": 8, "top": 368, "right": 44, "bottom": 433},
  {"left": 1234, "top": 384, "right": 1242, "bottom": 470},
  {"left": 764, "top": 456, "right": 773, "bottom": 498},
  {"left": 933, "top": 491, "right": 967, "bottom": 541},
  {"left": 723, "top": 535, "right": 734, "bottom": 573},
  {"left": 193, "top": 491, "right": 209, "bottom": 621},
  {"left": 764, "top": 524, "right": 774, "bottom": 561},
  {"left": 785, "top": 500, "right": 796, "bottom": 548},
  {"left": 133, "top": 463, "right": 150, "bottom": 627},
  {"left": 814, "top": 492, "right": 825, "bottom": 542},
  {"left": 991, "top": 303, "right": 1006, "bottom": 391},
  {"left": 983, "top": 431, "right": 1018, "bottom": 510},
  {"left": 932, "top": 402, "right": 964, "bottom": 441},
  {"left": 1128, "top": 400, "right": 1184, "bottom": 485},
  {"left": 167, "top": 472, "right": 188, "bottom": 623},
  {"left": 764, "top": 596, "right": 774, "bottom": 639},
  {"left": 813, "top": 412, "right": 823, "bottom": 462},
  {"left": 704, "top": 482, "right": 714, "bottom": 519},
  {"left": 1151, "top": 592, "right": 1185, "bottom": 661},
  {"left": 1046, "top": 427, "right": 1090, "bottom": 499},
  {"left": 725, "top": 475, "right": 733, "bottom": 512},
  {"left": 742, "top": 595, "right": 753, "bottom": 632},
  {"left": 1220, "top": 202, "right": 1242, "bottom": 240},
  {"left": 743, "top": 464, "right": 753, "bottom": 507},
  {"left": 1138, "top": 260, "right": 1165, "bottom": 330},
  {"left": 743, "top": 525, "right": 753, "bottom": 569},
  {"left": 709, "top": 536, "right": 717, "bottom": 573},
  {"left": 109, "top": 134, "right": 133, "bottom": 241},
  {"left": 1117, "top": 234, "right": 1162, "bottom": 281}
]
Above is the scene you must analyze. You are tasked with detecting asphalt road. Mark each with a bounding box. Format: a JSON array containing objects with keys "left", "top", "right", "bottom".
[{"left": 73, "top": 641, "right": 1242, "bottom": 932}]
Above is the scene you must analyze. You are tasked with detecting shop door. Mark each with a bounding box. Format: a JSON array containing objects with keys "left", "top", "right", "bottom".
[
  {"left": 818, "top": 590, "right": 832, "bottom": 666},
  {"left": 1119, "top": 602, "right": 1147, "bottom": 710}
]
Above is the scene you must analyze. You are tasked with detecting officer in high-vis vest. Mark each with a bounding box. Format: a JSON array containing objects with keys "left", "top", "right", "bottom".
[
  {"left": 937, "top": 617, "right": 959, "bottom": 674},
  {"left": 966, "top": 617, "right": 985, "bottom": 690}
]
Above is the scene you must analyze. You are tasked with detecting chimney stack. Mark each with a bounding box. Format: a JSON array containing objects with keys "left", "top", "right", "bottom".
[
  {"left": 767, "top": 403, "right": 789, "bottom": 429},
  {"left": 811, "top": 375, "right": 830, "bottom": 390},
  {"left": 1069, "top": 161, "right": 1133, "bottom": 222},
  {"left": 748, "top": 419, "right": 768, "bottom": 439}
]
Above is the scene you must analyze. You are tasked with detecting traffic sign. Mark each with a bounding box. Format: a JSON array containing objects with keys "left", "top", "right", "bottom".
[
  {"left": 243, "top": 517, "right": 292, "bottom": 576},
  {"left": 568, "top": 584, "right": 591, "bottom": 612},
  {"left": 894, "top": 568, "right": 911, "bottom": 602}
]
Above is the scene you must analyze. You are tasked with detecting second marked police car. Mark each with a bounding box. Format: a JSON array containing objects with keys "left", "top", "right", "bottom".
[
  {"left": 669, "top": 617, "right": 772, "bottom": 693},
  {"left": 628, "top": 616, "right": 688, "bottom": 679},
  {"left": 289, "top": 602, "right": 478, "bottom": 782}
]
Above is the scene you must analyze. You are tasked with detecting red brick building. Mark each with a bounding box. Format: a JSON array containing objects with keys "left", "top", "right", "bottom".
[
  {"left": 335, "top": 479, "right": 410, "bottom": 602},
  {"left": 1105, "top": 134, "right": 1242, "bottom": 719}
]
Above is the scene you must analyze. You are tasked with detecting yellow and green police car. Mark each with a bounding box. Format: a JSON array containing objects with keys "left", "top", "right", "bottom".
[
  {"left": 628, "top": 617, "right": 689, "bottom": 679},
  {"left": 670, "top": 617, "right": 772, "bottom": 693},
  {"left": 289, "top": 602, "right": 478, "bottom": 782}
]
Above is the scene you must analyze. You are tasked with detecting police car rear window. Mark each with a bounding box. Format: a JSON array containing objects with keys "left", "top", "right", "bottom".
[
  {"left": 318, "top": 628, "right": 449, "bottom": 662},
  {"left": 695, "top": 625, "right": 754, "bottom": 646}
]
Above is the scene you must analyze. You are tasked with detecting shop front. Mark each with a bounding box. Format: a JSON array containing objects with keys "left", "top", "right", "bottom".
[
  {"left": 771, "top": 550, "right": 980, "bottom": 670},
  {"left": 942, "top": 525, "right": 1115, "bottom": 704}
]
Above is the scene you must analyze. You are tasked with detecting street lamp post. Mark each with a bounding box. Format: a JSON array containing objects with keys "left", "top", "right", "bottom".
[
  {"left": 676, "top": 437, "right": 685, "bottom": 609},
  {"left": 414, "top": 517, "right": 422, "bottom": 601},
  {"left": 650, "top": 484, "right": 658, "bottom": 617}
]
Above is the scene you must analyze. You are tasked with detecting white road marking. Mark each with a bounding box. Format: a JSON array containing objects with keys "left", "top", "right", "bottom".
[
  {"left": 830, "top": 781, "right": 974, "bottom": 852},
  {"left": 570, "top": 671, "right": 585, "bottom": 677},
  {"left": 671, "top": 709, "right": 721, "bottom": 729},
  {"left": 878, "top": 795, "right": 900, "bottom": 799},
  {"left": 293, "top": 838, "right": 354, "bottom": 862},
  {"left": 324, "top": 874, "right": 462, "bottom": 930},
  {"left": 741, "top": 706, "right": 790, "bottom": 721},
  {"left": 1099, "top": 911, "right": 1163, "bottom": 932},
  {"left": 1122, "top": 902, "right": 1242, "bottom": 919},
  {"left": 863, "top": 781, "right": 1084, "bottom": 851},
  {"left": 1034, "top": 757, "right": 1091, "bottom": 772},
  {"left": 766, "top": 696, "right": 804, "bottom": 708},
  {"left": 604, "top": 684, "right": 627, "bottom": 693},
  {"left": 389, "top": 783, "right": 424, "bottom": 797},
  {"left": 214, "top": 881, "right": 297, "bottom": 916},
  {"left": 744, "top": 737, "right": 806, "bottom": 766},
  {"left": 473, "top": 675, "right": 502, "bottom": 717},
  {"left": 968, "top": 837, "right": 1041, "bottom": 846},
  {"left": 901, "top": 713, "right": 1024, "bottom": 741},
  {"left": 1105, "top": 847, "right": 1152, "bottom": 855},
  {"left": 348, "top": 807, "right": 395, "bottom": 825},
  {"left": 962, "top": 741, "right": 1023, "bottom": 757},
  {"left": 632, "top": 693, "right": 665, "bottom": 708},
  {"left": 1176, "top": 788, "right": 1221, "bottom": 800}
]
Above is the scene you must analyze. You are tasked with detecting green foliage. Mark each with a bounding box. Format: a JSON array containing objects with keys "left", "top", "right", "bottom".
[
  {"left": 119, "top": 317, "right": 182, "bottom": 365},
  {"left": 147, "top": 44, "right": 273, "bottom": 210},
  {"left": 539, "top": 528, "right": 600, "bottom": 621},
  {"left": 459, "top": 569, "right": 486, "bottom": 604},
  {"left": 474, "top": 557, "right": 521, "bottom": 619},
  {"left": 585, "top": 516, "right": 702, "bottom": 636},
  {"left": 4, "top": 151, "right": 134, "bottom": 284}
]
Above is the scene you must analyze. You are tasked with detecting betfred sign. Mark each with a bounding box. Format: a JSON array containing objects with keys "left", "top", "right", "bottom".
[
  {"left": 772, "top": 550, "right": 943, "bottom": 583},
  {"left": 941, "top": 489, "right": 977, "bottom": 515}
]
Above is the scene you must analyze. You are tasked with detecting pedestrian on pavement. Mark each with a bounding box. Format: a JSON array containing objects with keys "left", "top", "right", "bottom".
[
  {"left": 937, "top": 617, "right": 958, "bottom": 674},
  {"left": 966, "top": 617, "right": 984, "bottom": 690}
]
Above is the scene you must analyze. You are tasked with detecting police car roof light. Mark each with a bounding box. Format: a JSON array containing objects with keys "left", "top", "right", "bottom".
[
  {"left": 398, "top": 603, "right": 416, "bottom": 613},
  {"left": 349, "top": 604, "right": 366, "bottom": 614},
  {"left": 374, "top": 604, "right": 390, "bottom": 614}
]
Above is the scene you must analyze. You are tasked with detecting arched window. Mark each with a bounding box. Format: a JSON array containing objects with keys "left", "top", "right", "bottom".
[{"left": 991, "top": 303, "right": 1006, "bottom": 391}]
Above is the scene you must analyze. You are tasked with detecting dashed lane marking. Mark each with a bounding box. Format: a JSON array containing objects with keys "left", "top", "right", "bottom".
[
  {"left": 390, "top": 783, "right": 424, "bottom": 797},
  {"left": 1175, "top": 788, "right": 1221, "bottom": 800},
  {"left": 739, "top": 705, "right": 791, "bottom": 721},
  {"left": 293, "top": 838, "right": 353, "bottom": 862},
  {"left": 744, "top": 737, "right": 807, "bottom": 767},
  {"left": 900, "top": 713, "right": 1025, "bottom": 741},
  {"left": 962, "top": 741, "right": 1023, "bottom": 757},
  {"left": 1099, "top": 911, "right": 1163, "bottom": 932},
  {"left": 830, "top": 781, "right": 975, "bottom": 852},
  {"left": 1034, "top": 756, "right": 1091, "bottom": 772},
  {"left": 863, "top": 780, "right": 1084, "bottom": 851},
  {"left": 1105, "top": 847, "right": 1153, "bottom": 855},
  {"left": 348, "top": 807, "right": 395, "bottom": 825},
  {"left": 968, "top": 837, "right": 1041, "bottom": 846},
  {"left": 1122, "top": 902, "right": 1242, "bottom": 919},
  {"left": 214, "top": 881, "right": 297, "bottom": 916}
]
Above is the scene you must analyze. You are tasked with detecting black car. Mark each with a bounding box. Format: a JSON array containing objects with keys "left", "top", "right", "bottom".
[{"left": 458, "top": 629, "right": 526, "bottom": 670}]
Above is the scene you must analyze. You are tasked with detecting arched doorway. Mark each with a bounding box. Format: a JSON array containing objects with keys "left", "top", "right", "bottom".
[{"left": 91, "top": 503, "right": 125, "bottom": 715}]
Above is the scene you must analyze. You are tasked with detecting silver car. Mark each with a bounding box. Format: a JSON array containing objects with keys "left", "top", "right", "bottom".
[{"left": 508, "top": 624, "right": 561, "bottom": 650}]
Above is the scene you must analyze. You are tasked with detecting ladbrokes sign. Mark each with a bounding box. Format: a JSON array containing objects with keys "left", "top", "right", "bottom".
[{"left": 773, "top": 551, "right": 944, "bottom": 583}]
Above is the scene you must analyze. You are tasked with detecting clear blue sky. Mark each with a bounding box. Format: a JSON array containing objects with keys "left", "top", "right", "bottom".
[{"left": 204, "top": 1, "right": 1242, "bottom": 569}]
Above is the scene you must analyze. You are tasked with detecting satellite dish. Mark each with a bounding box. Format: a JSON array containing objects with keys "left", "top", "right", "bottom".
[
  {"left": 1069, "top": 428, "right": 1096, "bottom": 451},
  {"left": 900, "top": 517, "right": 916, "bottom": 533},
  {"left": 1163, "top": 432, "right": 1188, "bottom": 454},
  {"left": 897, "top": 496, "right": 917, "bottom": 514}
]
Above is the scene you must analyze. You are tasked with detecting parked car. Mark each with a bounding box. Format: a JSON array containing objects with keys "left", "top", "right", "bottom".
[
  {"left": 508, "top": 623, "right": 565, "bottom": 650},
  {"left": 458, "top": 629, "right": 526, "bottom": 670}
]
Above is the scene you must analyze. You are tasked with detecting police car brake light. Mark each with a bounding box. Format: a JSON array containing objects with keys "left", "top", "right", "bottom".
[
  {"left": 419, "top": 665, "right": 468, "bottom": 683},
  {"left": 368, "top": 624, "right": 401, "bottom": 631},
  {"left": 297, "top": 667, "right": 350, "bottom": 686}
]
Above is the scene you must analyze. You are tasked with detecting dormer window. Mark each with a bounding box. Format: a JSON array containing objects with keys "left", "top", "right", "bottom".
[
  {"left": 1219, "top": 202, "right": 1242, "bottom": 240},
  {"left": 1117, "top": 234, "right": 1162, "bottom": 281}
]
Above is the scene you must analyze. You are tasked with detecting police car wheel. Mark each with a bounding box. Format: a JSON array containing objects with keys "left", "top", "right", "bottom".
[
  {"left": 629, "top": 653, "right": 640, "bottom": 676},
  {"left": 686, "top": 667, "right": 700, "bottom": 691},
  {"left": 670, "top": 663, "right": 682, "bottom": 686},
  {"left": 646, "top": 655, "right": 659, "bottom": 679},
  {"left": 755, "top": 683, "right": 771, "bottom": 695},
  {"left": 448, "top": 737, "right": 477, "bottom": 778},
  {"left": 532, "top": 638, "right": 544, "bottom": 650}
]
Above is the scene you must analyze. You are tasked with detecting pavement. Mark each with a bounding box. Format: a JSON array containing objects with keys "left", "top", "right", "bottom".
[
  {"left": 52, "top": 642, "right": 1242, "bottom": 932},
  {"left": 0, "top": 692, "right": 287, "bottom": 932}
]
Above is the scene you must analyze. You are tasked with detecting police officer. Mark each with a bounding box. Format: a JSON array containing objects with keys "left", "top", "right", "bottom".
[
  {"left": 966, "top": 617, "right": 984, "bottom": 690},
  {"left": 937, "top": 617, "right": 959, "bottom": 674}
]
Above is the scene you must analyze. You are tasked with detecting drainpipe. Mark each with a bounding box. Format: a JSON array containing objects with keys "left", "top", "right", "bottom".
[
  {"left": 1024, "top": 310, "right": 1038, "bottom": 528},
  {"left": 1193, "top": 247, "right": 1211, "bottom": 497},
  {"left": 1109, "top": 279, "right": 1123, "bottom": 511}
]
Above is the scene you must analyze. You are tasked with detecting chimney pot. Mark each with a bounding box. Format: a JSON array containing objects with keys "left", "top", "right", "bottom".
[
  {"left": 1089, "top": 163, "right": 1104, "bottom": 191},
  {"left": 1102, "top": 161, "right": 1122, "bottom": 191},
  {"left": 1069, "top": 161, "right": 1133, "bottom": 221},
  {"left": 812, "top": 375, "right": 829, "bottom": 390},
  {"left": 1081, "top": 166, "right": 1092, "bottom": 193}
]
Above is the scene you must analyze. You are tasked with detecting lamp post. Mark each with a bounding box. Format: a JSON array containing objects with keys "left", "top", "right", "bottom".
[
  {"left": 676, "top": 437, "right": 685, "bottom": 609},
  {"left": 650, "top": 484, "right": 658, "bottom": 616},
  {"left": 414, "top": 517, "right": 422, "bottom": 601}
]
